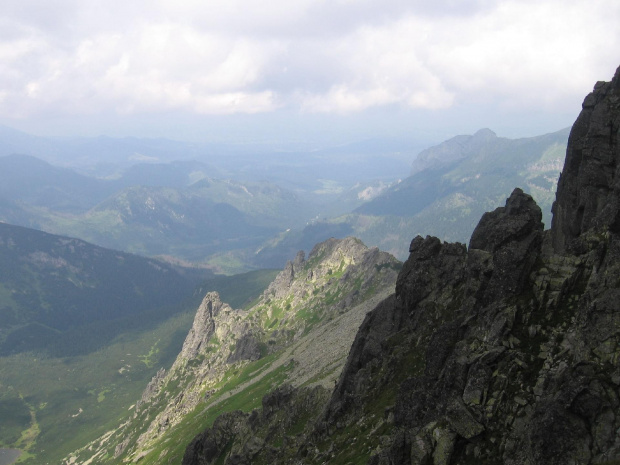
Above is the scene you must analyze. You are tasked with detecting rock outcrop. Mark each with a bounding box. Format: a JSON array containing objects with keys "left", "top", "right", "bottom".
[
  {"left": 182, "top": 65, "right": 620, "bottom": 465},
  {"left": 552, "top": 67, "right": 620, "bottom": 253},
  {"left": 175, "top": 292, "right": 231, "bottom": 362},
  {"left": 183, "top": 385, "right": 330, "bottom": 465},
  {"left": 68, "top": 236, "right": 400, "bottom": 465},
  {"left": 311, "top": 65, "right": 620, "bottom": 465}
]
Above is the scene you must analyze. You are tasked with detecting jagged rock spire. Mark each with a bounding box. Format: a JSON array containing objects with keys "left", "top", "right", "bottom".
[{"left": 551, "top": 65, "right": 620, "bottom": 253}]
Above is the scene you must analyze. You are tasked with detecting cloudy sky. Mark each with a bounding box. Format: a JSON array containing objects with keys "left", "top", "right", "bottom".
[{"left": 0, "top": 0, "right": 618, "bottom": 145}]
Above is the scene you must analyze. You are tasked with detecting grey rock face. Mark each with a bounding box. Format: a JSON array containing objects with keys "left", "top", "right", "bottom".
[
  {"left": 181, "top": 66, "right": 620, "bottom": 465},
  {"left": 314, "top": 65, "right": 620, "bottom": 465},
  {"left": 182, "top": 385, "right": 330, "bottom": 465},
  {"left": 176, "top": 292, "right": 229, "bottom": 362},
  {"left": 182, "top": 410, "right": 248, "bottom": 465},
  {"left": 469, "top": 188, "right": 544, "bottom": 303},
  {"left": 469, "top": 187, "right": 543, "bottom": 253},
  {"left": 551, "top": 65, "right": 620, "bottom": 253},
  {"left": 226, "top": 333, "right": 261, "bottom": 364}
]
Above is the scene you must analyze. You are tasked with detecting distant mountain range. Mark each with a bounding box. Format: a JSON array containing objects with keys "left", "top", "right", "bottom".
[
  {"left": 257, "top": 127, "right": 569, "bottom": 263},
  {"left": 0, "top": 127, "right": 418, "bottom": 270},
  {"left": 0, "top": 155, "right": 310, "bottom": 269},
  {"left": 0, "top": 124, "right": 414, "bottom": 192},
  {"left": 0, "top": 124, "right": 570, "bottom": 269}
]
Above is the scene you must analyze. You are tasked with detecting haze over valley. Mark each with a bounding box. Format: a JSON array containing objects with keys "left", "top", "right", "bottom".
[
  {"left": 0, "top": 118, "right": 582, "bottom": 464},
  {"left": 1, "top": 1, "right": 619, "bottom": 464}
]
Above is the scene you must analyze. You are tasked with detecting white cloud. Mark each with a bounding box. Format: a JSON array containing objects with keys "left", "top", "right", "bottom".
[
  {"left": 425, "top": 0, "right": 620, "bottom": 108},
  {"left": 294, "top": 21, "right": 456, "bottom": 113},
  {"left": 0, "top": 0, "right": 617, "bottom": 123}
]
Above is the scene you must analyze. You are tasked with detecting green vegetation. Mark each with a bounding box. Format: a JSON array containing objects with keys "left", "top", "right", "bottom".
[
  {"left": 0, "top": 222, "right": 207, "bottom": 357},
  {"left": 0, "top": 309, "right": 193, "bottom": 464},
  {"left": 0, "top": 264, "right": 277, "bottom": 465},
  {"left": 128, "top": 359, "right": 294, "bottom": 465},
  {"left": 139, "top": 341, "right": 161, "bottom": 368}
]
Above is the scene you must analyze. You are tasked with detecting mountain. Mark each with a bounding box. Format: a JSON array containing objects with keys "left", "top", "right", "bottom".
[
  {"left": 0, "top": 125, "right": 414, "bottom": 188},
  {"left": 358, "top": 127, "right": 568, "bottom": 218},
  {"left": 0, "top": 155, "right": 309, "bottom": 268},
  {"left": 176, "top": 65, "right": 620, "bottom": 464},
  {"left": 0, "top": 222, "right": 209, "bottom": 357},
  {"left": 0, "top": 127, "right": 203, "bottom": 175},
  {"left": 113, "top": 160, "right": 222, "bottom": 189},
  {"left": 408, "top": 127, "right": 502, "bottom": 175},
  {"left": 0, "top": 156, "right": 221, "bottom": 221},
  {"left": 65, "top": 237, "right": 401, "bottom": 464},
  {"left": 51, "top": 178, "right": 307, "bottom": 264},
  {"left": 256, "top": 127, "right": 569, "bottom": 264},
  {"left": 0, "top": 154, "right": 113, "bottom": 214},
  {"left": 73, "top": 185, "right": 277, "bottom": 259},
  {"left": 0, "top": 228, "right": 280, "bottom": 465}
]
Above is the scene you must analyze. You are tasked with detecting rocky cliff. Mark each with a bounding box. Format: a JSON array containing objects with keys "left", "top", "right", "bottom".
[
  {"left": 182, "top": 66, "right": 620, "bottom": 464},
  {"left": 64, "top": 236, "right": 400, "bottom": 465}
]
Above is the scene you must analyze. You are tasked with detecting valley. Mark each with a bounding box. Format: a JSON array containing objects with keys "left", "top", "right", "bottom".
[
  {"left": 0, "top": 250, "right": 277, "bottom": 464},
  {"left": 0, "top": 1, "right": 615, "bottom": 463},
  {"left": 0, "top": 96, "right": 588, "bottom": 465}
]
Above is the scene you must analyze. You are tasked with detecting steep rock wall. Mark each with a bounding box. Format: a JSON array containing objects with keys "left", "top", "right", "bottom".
[{"left": 182, "top": 65, "right": 620, "bottom": 465}]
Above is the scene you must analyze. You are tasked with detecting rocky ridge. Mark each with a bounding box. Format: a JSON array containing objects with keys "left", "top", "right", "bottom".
[
  {"left": 64, "top": 236, "right": 400, "bottom": 465},
  {"left": 182, "top": 66, "right": 620, "bottom": 464}
]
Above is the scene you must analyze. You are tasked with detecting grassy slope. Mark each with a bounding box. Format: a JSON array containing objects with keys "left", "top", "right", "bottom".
[
  {"left": 0, "top": 310, "right": 195, "bottom": 464},
  {"left": 0, "top": 270, "right": 278, "bottom": 465}
]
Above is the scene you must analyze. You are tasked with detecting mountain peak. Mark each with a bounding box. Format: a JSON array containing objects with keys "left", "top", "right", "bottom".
[
  {"left": 410, "top": 127, "right": 500, "bottom": 175},
  {"left": 472, "top": 127, "right": 497, "bottom": 139},
  {"left": 80, "top": 236, "right": 401, "bottom": 464}
]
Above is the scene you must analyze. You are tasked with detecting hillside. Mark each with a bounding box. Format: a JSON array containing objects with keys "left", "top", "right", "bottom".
[
  {"left": 0, "top": 221, "right": 207, "bottom": 464},
  {"left": 0, "top": 156, "right": 308, "bottom": 268},
  {"left": 256, "top": 127, "right": 569, "bottom": 264},
  {"left": 0, "top": 155, "right": 113, "bottom": 214},
  {"left": 0, "top": 222, "right": 209, "bottom": 357},
  {"left": 178, "top": 66, "right": 620, "bottom": 464},
  {"left": 65, "top": 237, "right": 401, "bottom": 464},
  {"left": 0, "top": 259, "right": 278, "bottom": 465}
]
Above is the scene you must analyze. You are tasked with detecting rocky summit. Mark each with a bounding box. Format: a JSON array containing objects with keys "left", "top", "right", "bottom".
[
  {"left": 65, "top": 236, "right": 400, "bottom": 464},
  {"left": 182, "top": 66, "right": 620, "bottom": 465}
]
